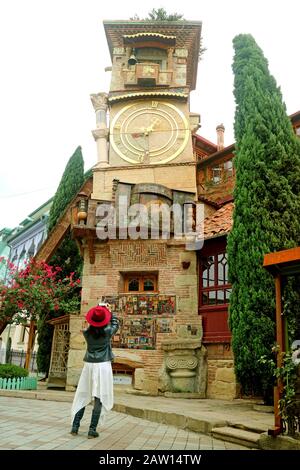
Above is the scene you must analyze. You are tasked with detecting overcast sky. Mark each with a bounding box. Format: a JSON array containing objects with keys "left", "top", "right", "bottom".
[{"left": 0, "top": 0, "right": 299, "bottom": 229}]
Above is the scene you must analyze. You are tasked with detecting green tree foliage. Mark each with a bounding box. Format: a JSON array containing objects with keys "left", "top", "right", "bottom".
[
  {"left": 39, "top": 146, "right": 84, "bottom": 375},
  {"left": 36, "top": 318, "right": 54, "bottom": 374},
  {"left": 48, "top": 146, "right": 84, "bottom": 281},
  {"left": 146, "top": 8, "right": 184, "bottom": 21},
  {"left": 130, "top": 8, "right": 184, "bottom": 21},
  {"left": 48, "top": 146, "right": 84, "bottom": 232},
  {"left": 227, "top": 34, "right": 300, "bottom": 400}
]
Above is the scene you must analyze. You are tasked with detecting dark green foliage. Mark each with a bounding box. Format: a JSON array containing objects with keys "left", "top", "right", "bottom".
[
  {"left": 0, "top": 364, "right": 29, "bottom": 379},
  {"left": 146, "top": 8, "right": 184, "bottom": 21},
  {"left": 227, "top": 34, "right": 300, "bottom": 399},
  {"left": 5, "top": 337, "right": 11, "bottom": 363},
  {"left": 39, "top": 146, "right": 84, "bottom": 375},
  {"left": 50, "top": 236, "right": 82, "bottom": 281},
  {"left": 282, "top": 277, "right": 300, "bottom": 347},
  {"left": 48, "top": 146, "right": 84, "bottom": 232},
  {"left": 84, "top": 167, "right": 93, "bottom": 180},
  {"left": 36, "top": 319, "right": 54, "bottom": 374}
]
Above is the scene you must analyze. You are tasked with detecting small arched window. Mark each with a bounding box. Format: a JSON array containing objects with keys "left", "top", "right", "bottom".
[
  {"left": 143, "top": 278, "right": 155, "bottom": 291},
  {"left": 128, "top": 278, "right": 139, "bottom": 292}
]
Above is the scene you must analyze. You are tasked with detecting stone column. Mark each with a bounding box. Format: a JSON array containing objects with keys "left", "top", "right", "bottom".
[
  {"left": 90, "top": 92, "right": 109, "bottom": 167},
  {"left": 160, "top": 325, "right": 207, "bottom": 397}
]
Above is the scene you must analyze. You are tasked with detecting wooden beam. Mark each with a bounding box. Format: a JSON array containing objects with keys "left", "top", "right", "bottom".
[
  {"left": 87, "top": 238, "right": 96, "bottom": 264},
  {"left": 24, "top": 320, "right": 36, "bottom": 370},
  {"left": 273, "top": 275, "right": 284, "bottom": 433},
  {"left": 35, "top": 212, "right": 71, "bottom": 263},
  {"left": 264, "top": 247, "right": 300, "bottom": 269},
  {"left": 34, "top": 177, "right": 93, "bottom": 263}
]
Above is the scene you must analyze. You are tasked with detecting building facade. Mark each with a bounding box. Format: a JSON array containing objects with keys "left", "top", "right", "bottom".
[
  {"left": 36, "top": 20, "right": 238, "bottom": 398},
  {"left": 0, "top": 198, "right": 52, "bottom": 353}
]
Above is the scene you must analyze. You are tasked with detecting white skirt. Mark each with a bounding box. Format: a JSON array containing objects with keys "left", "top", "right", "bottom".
[{"left": 71, "top": 361, "right": 113, "bottom": 425}]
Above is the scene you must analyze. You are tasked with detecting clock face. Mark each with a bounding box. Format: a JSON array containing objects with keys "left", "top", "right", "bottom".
[{"left": 110, "top": 100, "right": 189, "bottom": 164}]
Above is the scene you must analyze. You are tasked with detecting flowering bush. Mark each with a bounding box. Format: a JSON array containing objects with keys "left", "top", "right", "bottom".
[{"left": 0, "top": 257, "right": 80, "bottom": 329}]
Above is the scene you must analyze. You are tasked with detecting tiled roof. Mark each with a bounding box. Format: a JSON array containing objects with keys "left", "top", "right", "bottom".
[
  {"left": 198, "top": 195, "right": 220, "bottom": 208},
  {"left": 193, "top": 135, "right": 217, "bottom": 159},
  {"left": 202, "top": 202, "right": 234, "bottom": 239},
  {"left": 108, "top": 91, "right": 188, "bottom": 103},
  {"left": 123, "top": 33, "right": 176, "bottom": 40}
]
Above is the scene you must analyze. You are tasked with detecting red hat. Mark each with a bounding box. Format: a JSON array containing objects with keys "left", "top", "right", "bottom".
[{"left": 85, "top": 306, "right": 111, "bottom": 327}]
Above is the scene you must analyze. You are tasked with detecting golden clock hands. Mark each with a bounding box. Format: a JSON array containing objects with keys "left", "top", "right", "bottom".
[
  {"left": 145, "top": 117, "right": 161, "bottom": 134},
  {"left": 130, "top": 128, "right": 149, "bottom": 155},
  {"left": 131, "top": 129, "right": 147, "bottom": 141}
]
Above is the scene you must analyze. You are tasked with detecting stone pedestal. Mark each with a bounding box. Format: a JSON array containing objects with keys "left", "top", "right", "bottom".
[{"left": 160, "top": 325, "right": 207, "bottom": 397}]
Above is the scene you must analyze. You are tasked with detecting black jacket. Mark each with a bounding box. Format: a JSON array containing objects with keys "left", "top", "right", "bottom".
[{"left": 83, "top": 314, "right": 119, "bottom": 363}]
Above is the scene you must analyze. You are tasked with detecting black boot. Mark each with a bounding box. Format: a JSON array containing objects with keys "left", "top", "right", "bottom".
[
  {"left": 71, "top": 407, "right": 85, "bottom": 435},
  {"left": 88, "top": 410, "right": 101, "bottom": 438}
]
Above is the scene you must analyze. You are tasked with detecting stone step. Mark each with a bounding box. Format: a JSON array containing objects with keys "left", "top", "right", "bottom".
[
  {"left": 211, "top": 426, "right": 261, "bottom": 449},
  {"left": 230, "top": 422, "right": 268, "bottom": 434},
  {"left": 37, "top": 382, "right": 48, "bottom": 390},
  {"left": 253, "top": 404, "right": 273, "bottom": 413}
]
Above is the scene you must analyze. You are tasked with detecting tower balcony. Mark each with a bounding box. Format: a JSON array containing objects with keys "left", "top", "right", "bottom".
[{"left": 123, "top": 63, "right": 172, "bottom": 87}]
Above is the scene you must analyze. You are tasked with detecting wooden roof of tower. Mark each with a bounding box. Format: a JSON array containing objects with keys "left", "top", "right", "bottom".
[
  {"left": 34, "top": 177, "right": 93, "bottom": 263},
  {"left": 103, "top": 20, "right": 202, "bottom": 91}
]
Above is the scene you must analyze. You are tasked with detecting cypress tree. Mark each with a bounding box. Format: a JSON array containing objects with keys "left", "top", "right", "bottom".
[
  {"left": 48, "top": 146, "right": 85, "bottom": 279},
  {"left": 36, "top": 319, "right": 54, "bottom": 374},
  {"left": 37, "top": 146, "right": 84, "bottom": 375},
  {"left": 48, "top": 146, "right": 84, "bottom": 232},
  {"left": 227, "top": 34, "right": 300, "bottom": 400}
]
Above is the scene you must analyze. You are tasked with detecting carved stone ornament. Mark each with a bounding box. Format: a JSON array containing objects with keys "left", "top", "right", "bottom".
[
  {"left": 90, "top": 93, "right": 108, "bottom": 111},
  {"left": 159, "top": 318, "right": 207, "bottom": 396},
  {"left": 175, "top": 48, "right": 188, "bottom": 58},
  {"left": 92, "top": 128, "right": 109, "bottom": 141},
  {"left": 113, "top": 47, "right": 125, "bottom": 55},
  {"left": 166, "top": 356, "right": 198, "bottom": 370}
]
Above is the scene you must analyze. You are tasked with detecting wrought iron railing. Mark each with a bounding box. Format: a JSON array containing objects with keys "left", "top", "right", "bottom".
[
  {"left": 282, "top": 406, "right": 300, "bottom": 437},
  {"left": 7, "top": 349, "right": 37, "bottom": 372}
]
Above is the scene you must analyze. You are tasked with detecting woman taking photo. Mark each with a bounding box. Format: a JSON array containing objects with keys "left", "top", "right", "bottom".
[{"left": 70, "top": 303, "right": 119, "bottom": 438}]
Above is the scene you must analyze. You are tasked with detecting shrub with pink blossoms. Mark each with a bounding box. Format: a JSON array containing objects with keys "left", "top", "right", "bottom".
[{"left": 0, "top": 258, "right": 80, "bottom": 332}]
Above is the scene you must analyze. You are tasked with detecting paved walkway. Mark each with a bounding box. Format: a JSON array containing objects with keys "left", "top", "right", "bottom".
[
  {"left": 0, "top": 397, "right": 248, "bottom": 450},
  {"left": 114, "top": 388, "right": 273, "bottom": 434},
  {"left": 0, "top": 385, "right": 273, "bottom": 434}
]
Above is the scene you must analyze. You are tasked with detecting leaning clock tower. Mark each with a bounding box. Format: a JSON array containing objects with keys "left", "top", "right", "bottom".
[
  {"left": 66, "top": 19, "right": 206, "bottom": 397},
  {"left": 91, "top": 20, "right": 202, "bottom": 201}
]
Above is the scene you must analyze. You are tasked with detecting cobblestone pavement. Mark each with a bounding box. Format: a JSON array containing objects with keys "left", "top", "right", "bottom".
[{"left": 0, "top": 397, "right": 249, "bottom": 451}]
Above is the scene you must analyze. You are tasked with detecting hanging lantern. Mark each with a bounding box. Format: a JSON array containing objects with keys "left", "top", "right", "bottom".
[{"left": 77, "top": 197, "right": 88, "bottom": 225}]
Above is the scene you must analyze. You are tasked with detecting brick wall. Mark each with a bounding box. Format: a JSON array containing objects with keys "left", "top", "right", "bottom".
[
  {"left": 67, "top": 239, "right": 201, "bottom": 394},
  {"left": 67, "top": 239, "right": 239, "bottom": 398}
]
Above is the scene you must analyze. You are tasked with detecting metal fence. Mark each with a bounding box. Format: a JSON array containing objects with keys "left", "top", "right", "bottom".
[{"left": 6, "top": 349, "right": 37, "bottom": 372}]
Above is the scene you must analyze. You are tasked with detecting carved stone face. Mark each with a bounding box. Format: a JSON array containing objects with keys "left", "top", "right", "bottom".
[{"left": 110, "top": 100, "right": 189, "bottom": 164}]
